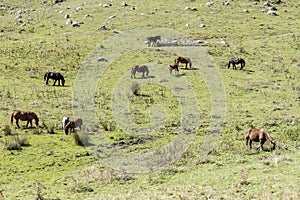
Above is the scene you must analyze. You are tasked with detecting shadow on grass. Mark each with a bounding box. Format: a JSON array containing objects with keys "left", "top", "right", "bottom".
[
  {"left": 133, "top": 75, "right": 156, "bottom": 79},
  {"left": 180, "top": 67, "right": 199, "bottom": 71},
  {"left": 175, "top": 73, "right": 186, "bottom": 77}
]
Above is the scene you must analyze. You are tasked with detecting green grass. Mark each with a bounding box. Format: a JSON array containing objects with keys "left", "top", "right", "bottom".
[{"left": 0, "top": 0, "right": 299, "bottom": 199}]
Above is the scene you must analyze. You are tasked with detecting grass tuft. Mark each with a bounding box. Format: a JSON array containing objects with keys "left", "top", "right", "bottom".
[{"left": 2, "top": 134, "right": 29, "bottom": 150}]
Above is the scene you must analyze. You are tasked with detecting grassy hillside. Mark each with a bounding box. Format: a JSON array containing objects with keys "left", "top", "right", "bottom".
[{"left": 0, "top": 0, "right": 299, "bottom": 199}]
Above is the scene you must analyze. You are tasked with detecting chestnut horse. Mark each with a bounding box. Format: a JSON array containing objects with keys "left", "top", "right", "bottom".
[
  {"left": 64, "top": 118, "right": 83, "bottom": 135},
  {"left": 244, "top": 128, "right": 276, "bottom": 151},
  {"left": 175, "top": 56, "right": 192, "bottom": 69},
  {"left": 169, "top": 63, "right": 179, "bottom": 75},
  {"left": 228, "top": 58, "right": 245, "bottom": 70},
  {"left": 11, "top": 110, "right": 39, "bottom": 128}
]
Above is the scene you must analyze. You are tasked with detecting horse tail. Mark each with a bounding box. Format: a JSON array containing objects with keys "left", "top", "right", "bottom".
[
  {"left": 10, "top": 112, "right": 14, "bottom": 126},
  {"left": 244, "top": 128, "right": 251, "bottom": 143},
  {"left": 228, "top": 61, "right": 231, "bottom": 68}
]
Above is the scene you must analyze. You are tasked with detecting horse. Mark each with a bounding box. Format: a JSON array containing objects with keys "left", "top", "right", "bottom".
[
  {"left": 62, "top": 116, "right": 70, "bottom": 130},
  {"left": 244, "top": 128, "right": 276, "bottom": 151},
  {"left": 146, "top": 35, "right": 161, "bottom": 47},
  {"left": 169, "top": 63, "right": 179, "bottom": 75},
  {"left": 10, "top": 110, "right": 39, "bottom": 128},
  {"left": 175, "top": 56, "right": 192, "bottom": 69},
  {"left": 44, "top": 72, "right": 65, "bottom": 86},
  {"left": 228, "top": 58, "right": 245, "bottom": 70},
  {"left": 64, "top": 118, "right": 83, "bottom": 135},
  {"left": 130, "top": 65, "right": 149, "bottom": 78}
]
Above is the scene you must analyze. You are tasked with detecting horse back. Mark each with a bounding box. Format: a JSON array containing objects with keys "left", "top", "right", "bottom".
[
  {"left": 246, "top": 128, "right": 261, "bottom": 142},
  {"left": 74, "top": 118, "right": 83, "bottom": 126}
]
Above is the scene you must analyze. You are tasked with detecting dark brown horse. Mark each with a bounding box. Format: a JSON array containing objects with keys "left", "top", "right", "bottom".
[
  {"left": 11, "top": 110, "right": 39, "bottom": 128},
  {"left": 244, "top": 128, "right": 276, "bottom": 151},
  {"left": 64, "top": 118, "right": 83, "bottom": 135},
  {"left": 175, "top": 56, "right": 192, "bottom": 69},
  {"left": 228, "top": 58, "right": 245, "bottom": 70},
  {"left": 169, "top": 63, "right": 179, "bottom": 75}
]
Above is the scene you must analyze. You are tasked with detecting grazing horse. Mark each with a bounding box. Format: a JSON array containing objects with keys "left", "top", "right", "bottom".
[
  {"left": 169, "top": 63, "right": 179, "bottom": 75},
  {"left": 244, "top": 128, "right": 276, "bottom": 151},
  {"left": 11, "top": 110, "right": 39, "bottom": 128},
  {"left": 130, "top": 65, "right": 149, "bottom": 78},
  {"left": 146, "top": 35, "right": 161, "bottom": 47},
  {"left": 62, "top": 116, "right": 70, "bottom": 130},
  {"left": 44, "top": 72, "right": 65, "bottom": 86},
  {"left": 64, "top": 118, "right": 83, "bottom": 135},
  {"left": 175, "top": 56, "right": 192, "bottom": 69},
  {"left": 228, "top": 58, "right": 245, "bottom": 70}
]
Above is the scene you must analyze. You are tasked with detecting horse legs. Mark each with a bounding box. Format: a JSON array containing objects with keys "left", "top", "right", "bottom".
[
  {"left": 240, "top": 63, "right": 245, "bottom": 70},
  {"left": 26, "top": 120, "right": 33, "bottom": 128},
  {"left": 259, "top": 140, "right": 265, "bottom": 151},
  {"left": 53, "top": 79, "right": 57, "bottom": 86},
  {"left": 249, "top": 140, "right": 253, "bottom": 149},
  {"left": 245, "top": 137, "right": 249, "bottom": 147},
  {"left": 16, "top": 119, "right": 20, "bottom": 128},
  {"left": 46, "top": 78, "right": 49, "bottom": 85},
  {"left": 233, "top": 64, "right": 236, "bottom": 70},
  {"left": 57, "top": 79, "right": 61, "bottom": 86},
  {"left": 131, "top": 72, "right": 136, "bottom": 79}
]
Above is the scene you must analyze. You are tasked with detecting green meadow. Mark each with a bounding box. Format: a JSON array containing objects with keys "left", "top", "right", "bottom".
[{"left": 0, "top": 0, "right": 299, "bottom": 199}]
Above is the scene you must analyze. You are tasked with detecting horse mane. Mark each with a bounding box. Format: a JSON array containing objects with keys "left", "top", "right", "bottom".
[{"left": 261, "top": 129, "right": 273, "bottom": 142}]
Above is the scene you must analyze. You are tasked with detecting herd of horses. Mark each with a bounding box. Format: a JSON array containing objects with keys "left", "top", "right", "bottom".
[
  {"left": 10, "top": 111, "right": 82, "bottom": 135},
  {"left": 10, "top": 109, "right": 276, "bottom": 150},
  {"left": 9, "top": 48, "right": 277, "bottom": 151},
  {"left": 131, "top": 56, "right": 244, "bottom": 78}
]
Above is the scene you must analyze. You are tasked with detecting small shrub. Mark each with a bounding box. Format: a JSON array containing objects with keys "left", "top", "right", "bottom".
[
  {"left": 33, "top": 180, "right": 45, "bottom": 200},
  {"left": 18, "top": 135, "right": 30, "bottom": 146},
  {"left": 100, "top": 121, "right": 116, "bottom": 131},
  {"left": 3, "top": 137, "right": 21, "bottom": 150},
  {"left": 2, "top": 125, "right": 12, "bottom": 136},
  {"left": 282, "top": 126, "right": 299, "bottom": 141},
  {"left": 3, "top": 135, "right": 30, "bottom": 150},
  {"left": 33, "top": 128, "right": 43, "bottom": 135},
  {"left": 240, "top": 169, "right": 250, "bottom": 186},
  {"left": 67, "top": 176, "right": 93, "bottom": 193},
  {"left": 47, "top": 126, "right": 55, "bottom": 134}
]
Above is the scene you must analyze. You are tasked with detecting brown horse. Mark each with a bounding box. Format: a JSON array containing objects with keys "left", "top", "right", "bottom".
[
  {"left": 169, "top": 63, "right": 179, "bottom": 75},
  {"left": 11, "top": 110, "right": 39, "bottom": 128},
  {"left": 244, "top": 128, "right": 276, "bottom": 151},
  {"left": 175, "top": 56, "right": 192, "bottom": 69},
  {"left": 64, "top": 118, "right": 83, "bottom": 135}
]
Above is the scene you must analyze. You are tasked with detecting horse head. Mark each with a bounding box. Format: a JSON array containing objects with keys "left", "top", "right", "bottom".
[
  {"left": 44, "top": 72, "right": 49, "bottom": 81},
  {"left": 34, "top": 115, "right": 39, "bottom": 127},
  {"left": 270, "top": 140, "right": 276, "bottom": 150}
]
